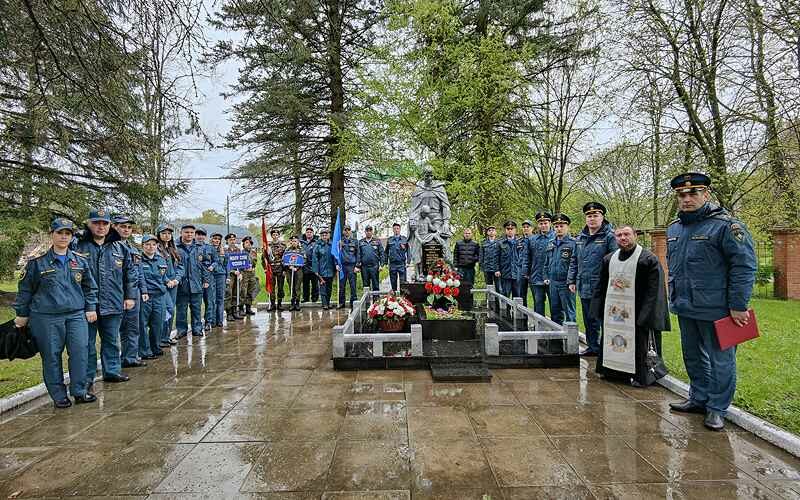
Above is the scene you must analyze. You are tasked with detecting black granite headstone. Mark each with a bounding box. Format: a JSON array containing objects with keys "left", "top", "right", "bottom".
[{"left": 420, "top": 243, "right": 444, "bottom": 277}]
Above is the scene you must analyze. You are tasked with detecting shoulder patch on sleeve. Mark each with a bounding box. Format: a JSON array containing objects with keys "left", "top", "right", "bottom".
[{"left": 668, "top": 218, "right": 680, "bottom": 226}]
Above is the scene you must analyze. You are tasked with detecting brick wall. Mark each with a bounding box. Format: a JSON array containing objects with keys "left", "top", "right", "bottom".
[{"left": 772, "top": 229, "right": 800, "bottom": 300}]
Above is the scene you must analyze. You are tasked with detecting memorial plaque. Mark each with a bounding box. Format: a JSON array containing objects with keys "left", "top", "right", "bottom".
[{"left": 421, "top": 243, "right": 444, "bottom": 277}]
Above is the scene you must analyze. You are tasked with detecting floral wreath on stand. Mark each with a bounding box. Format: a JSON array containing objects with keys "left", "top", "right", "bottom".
[
  {"left": 367, "top": 293, "right": 416, "bottom": 322},
  {"left": 424, "top": 259, "right": 462, "bottom": 306}
]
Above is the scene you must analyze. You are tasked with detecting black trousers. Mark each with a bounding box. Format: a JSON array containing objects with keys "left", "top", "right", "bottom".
[{"left": 302, "top": 269, "right": 319, "bottom": 302}]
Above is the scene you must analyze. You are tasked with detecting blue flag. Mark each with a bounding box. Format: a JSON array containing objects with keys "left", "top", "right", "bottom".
[{"left": 331, "top": 207, "right": 344, "bottom": 279}]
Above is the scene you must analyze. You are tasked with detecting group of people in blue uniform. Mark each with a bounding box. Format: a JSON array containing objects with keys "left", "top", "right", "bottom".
[
  {"left": 12, "top": 172, "right": 756, "bottom": 432},
  {"left": 465, "top": 172, "right": 757, "bottom": 431},
  {"left": 11, "top": 210, "right": 255, "bottom": 408},
  {"left": 296, "top": 223, "right": 410, "bottom": 310}
]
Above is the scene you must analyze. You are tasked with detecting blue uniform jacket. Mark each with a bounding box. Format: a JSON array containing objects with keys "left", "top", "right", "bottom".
[
  {"left": 300, "top": 236, "right": 318, "bottom": 271},
  {"left": 122, "top": 240, "right": 147, "bottom": 296},
  {"left": 339, "top": 237, "right": 359, "bottom": 267},
  {"left": 667, "top": 203, "right": 757, "bottom": 321},
  {"left": 176, "top": 240, "right": 210, "bottom": 294},
  {"left": 14, "top": 248, "right": 98, "bottom": 316},
  {"left": 498, "top": 237, "right": 523, "bottom": 280},
  {"left": 544, "top": 236, "right": 577, "bottom": 285},
  {"left": 312, "top": 241, "right": 336, "bottom": 278},
  {"left": 479, "top": 239, "right": 499, "bottom": 273},
  {"left": 158, "top": 246, "right": 184, "bottom": 283},
  {"left": 141, "top": 253, "right": 169, "bottom": 296},
  {"left": 210, "top": 244, "right": 227, "bottom": 276},
  {"left": 569, "top": 221, "right": 618, "bottom": 298},
  {"left": 385, "top": 235, "right": 409, "bottom": 270},
  {"left": 358, "top": 238, "right": 384, "bottom": 268},
  {"left": 197, "top": 242, "right": 218, "bottom": 276},
  {"left": 73, "top": 230, "right": 136, "bottom": 316},
  {"left": 528, "top": 230, "right": 555, "bottom": 284}
]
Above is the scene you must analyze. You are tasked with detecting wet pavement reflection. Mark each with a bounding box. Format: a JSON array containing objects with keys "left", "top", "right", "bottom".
[{"left": 0, "top": 307, "right": 798, "bottom": 499}]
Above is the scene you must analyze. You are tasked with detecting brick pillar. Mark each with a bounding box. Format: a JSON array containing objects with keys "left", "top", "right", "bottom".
[
  {"left": 772, "top": 228, "right": 800, "bottom": 300},
  {"left": 649, "top": 227, "right": 668, "bottom": 274}
]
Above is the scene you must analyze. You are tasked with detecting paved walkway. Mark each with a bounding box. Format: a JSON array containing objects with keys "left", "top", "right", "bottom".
[{"left": 1, "top": 310, "right": 800, "bottom": 499}]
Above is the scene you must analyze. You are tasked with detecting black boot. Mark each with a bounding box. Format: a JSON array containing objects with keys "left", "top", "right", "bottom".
[
  {"left": 277, "top": 301, "right": 283, "bottom": 311},
  {"left": 226, "top": 308, "right": 236, "bottom": 321},
  {"left": 245, "top": 304, "right": 255, "bottom": 316},
  {"left": 267, "top": 301, "right": 275, "bottom": 312}
]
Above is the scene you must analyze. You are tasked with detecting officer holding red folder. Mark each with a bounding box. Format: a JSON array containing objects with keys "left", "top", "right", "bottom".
[{"left": 665, "top": 172, "right": 756, "bottom": 431}]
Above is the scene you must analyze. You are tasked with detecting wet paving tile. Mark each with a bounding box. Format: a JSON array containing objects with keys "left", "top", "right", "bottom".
[
  {"left": 326, "top": 440, "right": 412, "bottom": 491},
  {"left": 2, "top": 413, "right": 107, "bottom": 447},
  {"left": 0, "top": 415, "right": 53, "bottom": 445},
  {"left": 503, "top": 485, "right": 595, "bottom": 499},
  {"left": 697, "top": 432, "right": 800, "bottom": 481},
  {"left": 623, "top": 434, "right": 754, "bottom": 481},
  {"left": 595, "top": 402, "right": 687, "bottom": 437},
  {"left": 201, "top": 408, "right": 286, "bottom": 442},
  {"left": 408, "top": 406, "right": 476, "bottom": 442},
  {"left": 178, "top": 386, "right": 250, "bottom": 411},
  {"left": 322, "top": 491, "right": 409, "bottom": 500},
  {"left": 590, "top": 483, "right": 685, "bottom": 499},
  {"left": 278, "top": 408, "right": 345, "bottom": 441},
  {"left": 404, "top": 382, "right": 518, "bottom": 408},
  {"left": 527, "top": 403, "right": 611, "bottom": 436},
  {"left": 308, "top": 369, "right": 358, "bottom": 385},
  {"left": 241, "top": 440, "right": 336, "bottom": 492},
  {"left": 340, "top": 402, "right": 407, "bottom": 442},
  {"left": 125, "top": 388, "right": 201, "bottom": 411},
  {"left": 614, "top": 382, "right": 682, "bottom": 402},
  {"left": 467, "top": 405, "right": 544, "bottom": 437},
  {"left": 346, "top": 382, "right": 406, "bottom": 402},
  {"left": 401, "top": 370, "right": 433, "bottom": 383},
  {"left": 237, "top": 383, "right": 302, "bottom": 408},
  {"left": 162, "top": 371, "right": 224, "bottom": 389},
  {"left": 155, "top": 442, "right": 265, "bottom": 494},
  {"left": 0, "top": 445, "right": 117, "bottom": 497},
  {"left": 761, "top": 480, "right": 800, "bottom": 499},
  {"left": 355, "top": 370, "right": 406, "bottom": 384},
  {"left": 75, "top": 442, "right": 194, "bottom": 495},
  {"left": 552, "top": 435, "right": 665, "bottom": 484},
  {"left": 642, "top": 401, "right": 746, "bottom": 434},
  {"left": 0, "top": 447, "right": 54, "bottom": 481},
  {"left": 72, "top": 410, "right": 168, "bottom": 445},
  {"left": 409, "top": 439, "right": 496, "bottom": 492},
  {"left": 677, "top": 479, "right": 785, "bottom": 499},
  {"left": 263, "top": 369, "right": 314, "bottom": 386},
  {"left": 481, "top": 436, "right": 579, "bottom": 487},
  {"left": 207, "top": 370, "right": 266, "bottom": 389},
  {"left": 292, "top": 384, "right": 352, "bottom": 409},
  {"left": 133, "top": 409, "right": 227, "bottom": 443}
]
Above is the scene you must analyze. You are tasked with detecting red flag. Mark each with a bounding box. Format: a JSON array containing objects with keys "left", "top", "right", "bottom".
[{"left": 261, "top": 217, "right": 274, "bottom": 295}]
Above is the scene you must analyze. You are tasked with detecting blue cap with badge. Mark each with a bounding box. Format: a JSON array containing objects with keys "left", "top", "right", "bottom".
[
  {"left": 87, "top": 208, "right": 111, "bottom": 223},
  {"left": 141, "top": 234, "right": 158, "bottom": 244},
  {"left": 670, "top": 172, "right": 711, "bottom": 193},
  {"left": 50, "top": 217, "right": 75, "bottom": 233},
  {"left": 112, "top": 214, "right": 135, "bottom": 225}
]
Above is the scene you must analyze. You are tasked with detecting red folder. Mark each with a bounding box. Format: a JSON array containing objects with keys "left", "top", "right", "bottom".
[{"left": 714, "top": 309, "right": 759, "bottom": 350}]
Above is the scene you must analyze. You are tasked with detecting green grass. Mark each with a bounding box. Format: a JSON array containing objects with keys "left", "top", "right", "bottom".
[{"left": 1, "top": 274, "right": 798, "bottom": 435}]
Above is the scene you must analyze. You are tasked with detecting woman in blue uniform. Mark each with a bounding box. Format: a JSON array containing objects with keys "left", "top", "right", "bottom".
[
  {"left": 139, "top": 234, "right": 169, "bottom": 358},
  {"left": 13, "top": 218, "right": 99, "bottom": 408},
  {"left": 156, "top": 224, "right": 183, "bottom": 348}
]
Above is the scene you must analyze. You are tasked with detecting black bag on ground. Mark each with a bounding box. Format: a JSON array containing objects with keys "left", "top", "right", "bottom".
[{"left": 0, "top": 319, "right": 38, "bottom": 360}]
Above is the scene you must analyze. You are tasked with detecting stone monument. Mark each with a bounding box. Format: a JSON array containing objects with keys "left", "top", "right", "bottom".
[{"left": 408, "top": 165, "right": 452, "bottom": 278}]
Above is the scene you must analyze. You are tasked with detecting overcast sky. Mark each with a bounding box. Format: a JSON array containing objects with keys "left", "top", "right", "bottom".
[{"left": 168, "top": 4, "right": 247, "bottom": 225}]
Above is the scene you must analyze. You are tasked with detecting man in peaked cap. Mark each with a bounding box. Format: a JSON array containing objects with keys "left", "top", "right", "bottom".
[
  {"left": 568, "top": 201, "right": 617, "bottom": 357},
  {"left": 544, "top": 213, "right": 577, "bottom": 325},
  {"left": 527, "top": 211, "right": 555, "bottom": 316},
  {"left": 665, "top": 172, "right": 756, "bottom": 431}
]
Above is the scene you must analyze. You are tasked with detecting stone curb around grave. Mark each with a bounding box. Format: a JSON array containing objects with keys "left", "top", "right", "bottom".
[{"left": 578, "top": 331, "right": 800, "bottom": 458}]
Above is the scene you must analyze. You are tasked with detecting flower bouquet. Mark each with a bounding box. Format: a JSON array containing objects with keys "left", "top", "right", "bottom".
[
  {"left": 424, "top": 260, "right": 462, "bottom": 307},
  {"left": 367, "top": 293, "right": 416, "bottom": 332}
]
